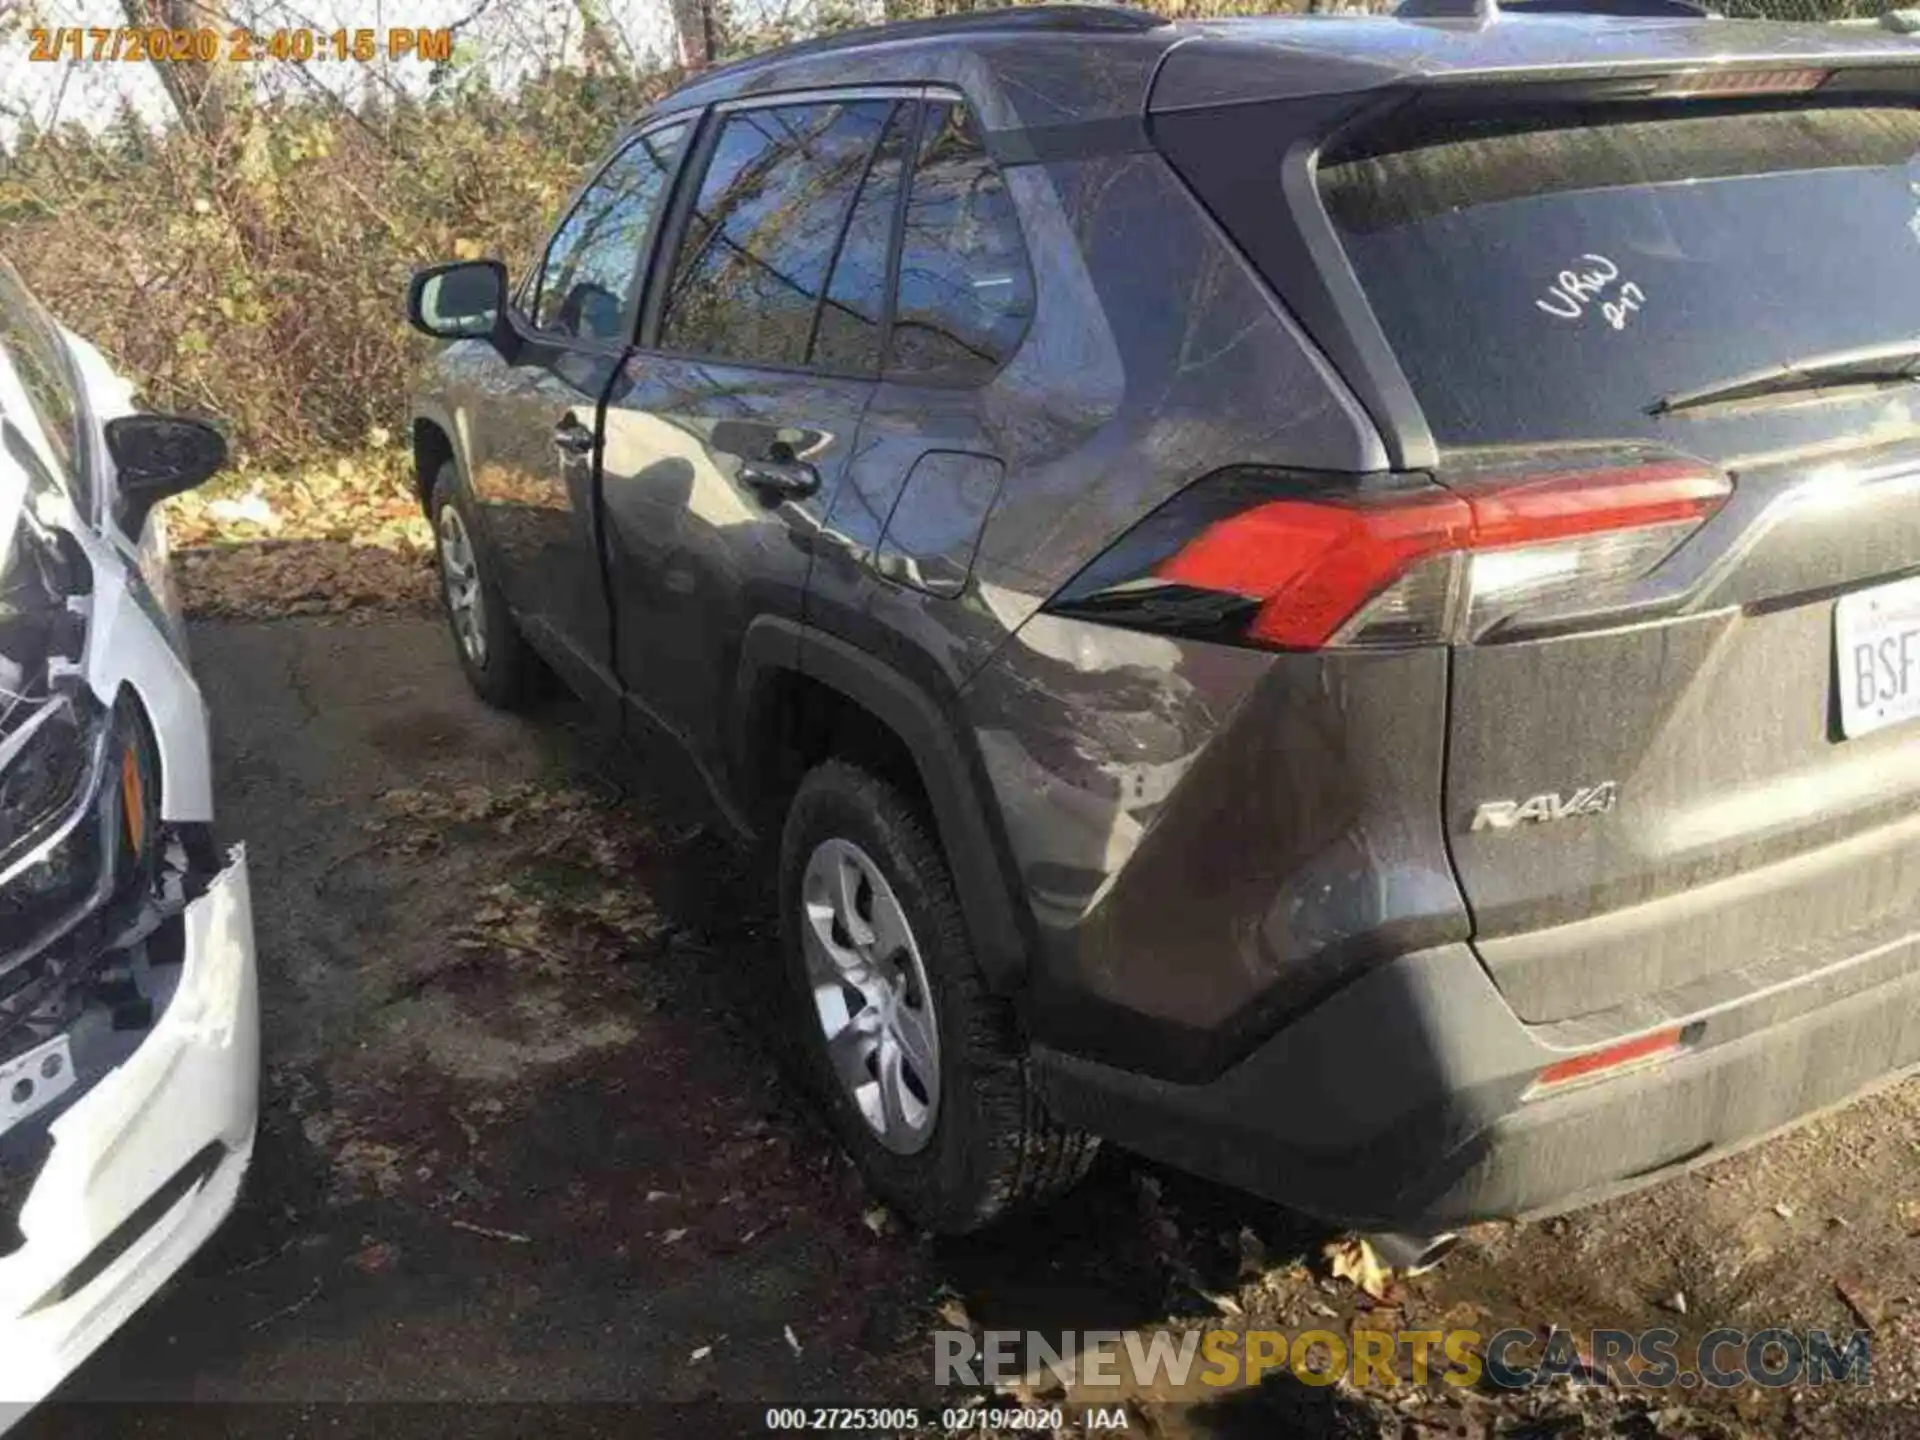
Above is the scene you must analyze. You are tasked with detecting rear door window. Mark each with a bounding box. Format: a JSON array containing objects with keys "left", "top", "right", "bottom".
[
  {"left": 657, "top": 99, "right": 899, "bottom": 370},
  {"left": 811, "top": 103, "right": 916, "bottom": 376},
  {"left": 1319, "top": 104, "right": 1920, "bottom": 446}
]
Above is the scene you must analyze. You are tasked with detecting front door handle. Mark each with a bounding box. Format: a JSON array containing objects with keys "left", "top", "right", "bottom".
[
  {"left": 552, "top": 417, "right": 595, "bottom": 456},
  {"left": 740, "top": 458, "right": 820, "bottom": 504}
]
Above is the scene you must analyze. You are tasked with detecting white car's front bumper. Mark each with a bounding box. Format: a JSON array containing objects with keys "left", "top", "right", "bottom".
[{"left": 0, "top": 850, "right": 259, "bottom": 1421}]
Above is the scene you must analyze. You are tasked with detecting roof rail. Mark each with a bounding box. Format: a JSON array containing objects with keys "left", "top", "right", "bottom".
[
  {"left": 1396, "top": 0, "right": 1714, "bottom": 19},
  {"left": 693, "top": 3, "right": 1164, "bottom": 83}
]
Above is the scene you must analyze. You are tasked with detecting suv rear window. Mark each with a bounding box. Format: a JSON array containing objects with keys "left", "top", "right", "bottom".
[{"left": 1319, "top": 104, "right": 1920, "bottom": 447}]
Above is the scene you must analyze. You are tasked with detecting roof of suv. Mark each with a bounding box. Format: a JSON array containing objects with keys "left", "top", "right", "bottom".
[
  {"left": 650, "top": 2, "right": 1920, "bottom": 132},
  {"left": 1158, "top": 10, "right": 1920, "bottom": 108}
]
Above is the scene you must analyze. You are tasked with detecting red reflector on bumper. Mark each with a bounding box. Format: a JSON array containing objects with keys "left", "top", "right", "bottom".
[{"left": 1530, "top": 1026, "right": 1686, "bottom": 1094}]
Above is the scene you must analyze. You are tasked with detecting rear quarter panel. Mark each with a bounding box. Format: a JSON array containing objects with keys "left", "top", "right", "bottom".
[{"left": 931, "top": 147, "right": 1436, "bottom": 1076}]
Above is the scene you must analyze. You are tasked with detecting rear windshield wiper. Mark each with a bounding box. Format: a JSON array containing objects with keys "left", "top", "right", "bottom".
[{"left": 1649, "top": 341, "right": 1920, "bottom": 417}]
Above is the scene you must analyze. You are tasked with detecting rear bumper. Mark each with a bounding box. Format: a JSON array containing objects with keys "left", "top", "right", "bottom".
[
  {"left": 1036, "top": 932, "right": 1920, "bottom": 1229},
  {"left": 0, "top": 850, "right": 258, "bottom": 1420}
]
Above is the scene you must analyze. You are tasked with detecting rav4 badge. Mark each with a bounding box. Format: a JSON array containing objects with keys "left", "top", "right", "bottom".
[{"left": 1471, "top": 781, "right": 1619, "bottom": 832}]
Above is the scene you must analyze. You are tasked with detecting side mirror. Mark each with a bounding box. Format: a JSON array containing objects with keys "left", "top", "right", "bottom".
[
  {"left": 408, "top": 259, "right": 509, "bottom": 343},
  {"left": 104, "top": 414, "right": 228, "bottom": 536}
]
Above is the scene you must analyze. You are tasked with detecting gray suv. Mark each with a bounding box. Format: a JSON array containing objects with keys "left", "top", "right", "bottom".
[{"left": 409, "top": 2, "right": 1920, "bottom": 1240}]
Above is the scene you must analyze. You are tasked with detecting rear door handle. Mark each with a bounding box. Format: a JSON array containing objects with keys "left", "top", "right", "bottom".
[
  {"left": 552, "top": 417, "right": 595, "bottom": 456},
  {"left": 740, "top": 458, "right": 820, "bottom": 503}
]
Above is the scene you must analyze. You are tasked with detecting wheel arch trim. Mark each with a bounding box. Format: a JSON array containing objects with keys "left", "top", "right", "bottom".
[
  {"left": 409, "top": 403, "right": 469, "bottom": 513},
  {"left": 733, "top": 615, "right": 1032, "bottom": 995}
]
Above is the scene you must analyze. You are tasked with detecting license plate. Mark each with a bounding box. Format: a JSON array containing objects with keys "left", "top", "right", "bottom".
[
  {"left": 1837, "top": 575, "right": 1920, "bottom": 739},
  {"left": 0, "top": 1033, "right": 76, "bottom": 1140}
]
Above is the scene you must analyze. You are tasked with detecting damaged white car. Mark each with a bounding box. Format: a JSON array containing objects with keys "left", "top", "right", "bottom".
[{"left": 0, "top": 259, "right": 257, "bottom": 1418}]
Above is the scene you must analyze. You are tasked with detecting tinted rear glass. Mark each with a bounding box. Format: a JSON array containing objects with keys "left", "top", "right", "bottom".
[
  {"left": 1320, "top": 105, "right": 1920, "bottom": 446},
  {"left": 886, "top": 100, "right": 1035, "bottom": 386}
]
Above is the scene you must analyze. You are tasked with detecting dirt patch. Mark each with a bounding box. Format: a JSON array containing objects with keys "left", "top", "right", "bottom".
[{"left": 362, "top": 709, "right": 491, "bottom": 765}]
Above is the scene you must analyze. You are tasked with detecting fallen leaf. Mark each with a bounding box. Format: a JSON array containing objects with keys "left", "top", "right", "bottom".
[
  {"left": 450, "top": 1219, "right": 530, "bottom": 1244},
  {"left": 1236, "top": 1225, "right": 1268, "bottom": 1280},
  {"left": 1837, "top": 1275, "right": 1880, "bottom": 1332},
  {"left": 350, "top": 1240, "right": 400, "bottom": 1274},
  {"left": 1324, "top": 1236, "right": 1395, "bottom": 1301},
  {"left": 662, "top": 1227, "right": 690, "bottom": 1244},
  {"left": 1192, "top": 1284, "right": 1243, "bottom": 1318}
]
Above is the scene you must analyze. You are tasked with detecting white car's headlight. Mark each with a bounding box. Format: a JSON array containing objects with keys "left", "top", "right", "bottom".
[
  {"left": 1, "top": 687, "right": 120, "bottom": 932},
  {"left": 0, "top": 688, "right": 164, "bottom": 1045},
  {"left": 0, "top": 490, "right": 162, "bottom": 980}
]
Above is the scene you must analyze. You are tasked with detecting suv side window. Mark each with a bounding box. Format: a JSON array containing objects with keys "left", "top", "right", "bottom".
[
  {"left": 886, "top": 101, "right": 1034, "bottom": 387},
  {"left": 657, "top": 99, "right": 898, "bottom": 370},
  {"left": 810, "top": 102, "right": 916, "bottom": 376},
  {"left": 529, "top": 120, "right": 689, "bottom": 345},
  {"left": 0, "top": 269, "right": 90, "bottom": 514}
]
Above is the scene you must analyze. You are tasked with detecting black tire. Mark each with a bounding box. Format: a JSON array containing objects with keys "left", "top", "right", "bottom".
[
  {"left": 429, "top": 463, "right": 538, "bottom": 710},
  {"left": 779, "top": 759, "right": 1097, "bottom": 1233}
]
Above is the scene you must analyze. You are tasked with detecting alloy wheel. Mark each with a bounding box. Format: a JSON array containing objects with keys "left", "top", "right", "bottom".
[
  {"left": 437, "top": 503, "right": 488, "bottom": 668},
  {"left": 800, "top": 836, "right": 940, "bottom": 1154}
]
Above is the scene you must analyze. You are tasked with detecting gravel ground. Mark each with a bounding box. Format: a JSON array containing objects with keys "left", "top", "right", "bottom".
[{"left": 20, "top": 616, "right": 1920, "bottom": 1438}]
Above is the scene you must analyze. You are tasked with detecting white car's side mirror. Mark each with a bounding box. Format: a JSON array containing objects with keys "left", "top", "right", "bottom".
[{"left": 104, "top": 413, "right": 229, "bottom": 536}]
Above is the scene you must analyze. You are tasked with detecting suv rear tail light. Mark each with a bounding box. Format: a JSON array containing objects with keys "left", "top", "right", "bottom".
[{"left": 1044, "top": 457, "right": 1730, "bottom": 650}]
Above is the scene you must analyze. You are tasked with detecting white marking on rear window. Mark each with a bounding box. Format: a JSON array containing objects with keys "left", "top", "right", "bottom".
[
  {"left": 1603, "top": 282, "right": 1645, "bottom": 332},
  {"left": 1536, "top": 253, "right": 1643, "bottom": 330}
]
